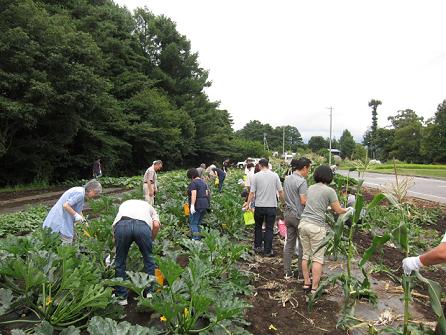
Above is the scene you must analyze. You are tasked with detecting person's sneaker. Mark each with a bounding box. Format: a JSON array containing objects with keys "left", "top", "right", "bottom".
[
  {"left": 284, "top": 272, "right": 294, "bottom": 280},
  {"left": 144, "top": 292, "right": 153, "bottom": 299},
  {"left": 117, "top": 298, "right": 128, "bottom": 306},
  {"left": 253, "top": 247, "right": 263, "bottom": 254},
  {"left": 263, "top": 251, "right": 274, "bottom": 258},
  {"left": 112, "top": 294, "right": 128, "bottom": 306}
]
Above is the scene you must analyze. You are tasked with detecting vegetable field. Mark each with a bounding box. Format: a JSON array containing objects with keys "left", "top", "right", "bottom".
[{"left": 0, "top": 171, "right": 445, "bottom": 334}]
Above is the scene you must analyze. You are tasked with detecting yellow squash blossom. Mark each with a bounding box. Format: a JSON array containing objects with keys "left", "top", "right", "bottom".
[{"left": 268, "top": 324, "right": 278, "bottom": 331}]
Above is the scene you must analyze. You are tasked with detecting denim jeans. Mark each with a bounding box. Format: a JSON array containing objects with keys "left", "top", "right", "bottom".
[
  {"left": 189, "top": 208, "right": 206, "bottom": 240},
  {"left": 114, "top": 218, "right": 155, "bottom": 298},
  {"left": 218, "top": 175, "right": 225, "bottom": 193},
  {"left": 254, "top": 207, "right": 277, "bottom": 253}
]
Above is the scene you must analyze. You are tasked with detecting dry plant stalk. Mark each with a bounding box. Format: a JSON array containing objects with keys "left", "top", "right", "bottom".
[
  {"left": 383, "top": 160, "right": 414, "bottom": 203},
  {"left": 268, "top": 290, "right": 298, "bottom": 308}
]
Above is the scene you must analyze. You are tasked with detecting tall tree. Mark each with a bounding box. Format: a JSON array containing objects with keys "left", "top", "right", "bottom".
[
  {"left": 374, "top": 128, "right": 394, "bottom": 161},
  {"left": 0, "top": 0, "right": 242, "bottom": 184},
  {"left": 339, "top": 129, "right": 356, "bottom": 159},
  {"left": 236, "top": 120, "right": 273, "bottom": 144},
  {"left": 368, "top": 99, "right": 382, "bottom": 158},
  {"left": 352, "top": 143, "right": 367, "bottom": 160},
  {"left": 388, "top": 109, "right": 423, "bottom": 163},
  {"left": 308, "top": 136, "right": 328, "bottom": 153},
  {"left": 421, "top": 100, "right": 446, "bottom": 163}
]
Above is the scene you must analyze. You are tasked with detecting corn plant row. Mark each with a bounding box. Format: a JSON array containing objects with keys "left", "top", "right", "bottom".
[{"left": 309, "top": 172, "right": 445, "bottom": 335}]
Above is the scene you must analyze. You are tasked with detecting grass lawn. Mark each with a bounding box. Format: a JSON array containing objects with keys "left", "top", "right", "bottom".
[{"left": 367, "top": 168, "right": 446, "bottom": 179}]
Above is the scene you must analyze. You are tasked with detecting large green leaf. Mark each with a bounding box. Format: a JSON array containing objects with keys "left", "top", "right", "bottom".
[
  {"left": 87, "top": 316, "right": 160, "bottom": 335},
  {"left": 367, "top": 192, "right": 400, "bottom": 211},
  {"left": 60, "top": 327, "right": 81, "bottom": 335},
  {"left": 391, "top": 223, "right": 409, "bottom": 253},
  {"left": 156, "top": 257, "right": 184, "bottom": 286},
  {"left": 359, "top": 234, "right": 391, "bottom": 267},
  {"left": 415, "top": 272, "right": 446, "bottom": 334},
  {"left": 353, "top": 194, "right": 364, "bottom": 223},
  {"left": 0, "top": 288, "right": 14, "bottom": 315}
]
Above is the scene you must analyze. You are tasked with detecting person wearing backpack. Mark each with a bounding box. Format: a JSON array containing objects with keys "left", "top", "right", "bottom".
[
  {"left": 283, "top": 157, "right": 311, "bottom": 280},
  {"left": 187, "top": 168, "right": 210, "bottom": 240}
]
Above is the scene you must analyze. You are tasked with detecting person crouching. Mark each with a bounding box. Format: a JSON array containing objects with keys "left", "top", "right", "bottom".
[{"left": 112, "top": 199, "right": 160, "bottom": 305}]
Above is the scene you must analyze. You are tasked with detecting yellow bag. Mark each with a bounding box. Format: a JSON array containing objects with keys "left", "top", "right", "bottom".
[
  {"left": 243, "top": 210, "right": 255, "bottom": 226},
  {"left": 183, "top": 203, "right": 190, "bottom": 216},
  {"left": 214, "top": 178, "right": 219, "bottom": 186}
]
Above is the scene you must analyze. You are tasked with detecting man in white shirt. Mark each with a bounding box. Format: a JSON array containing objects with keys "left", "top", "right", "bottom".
[{"left": 113, "top": 199, "right": 160, "bottom": 305}]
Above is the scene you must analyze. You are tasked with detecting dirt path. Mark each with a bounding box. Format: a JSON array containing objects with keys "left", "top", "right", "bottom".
[
  {"left": 242, "top": 236, "right": 345, "bottom": 335},
  {"left": 242, "top": 232, "right": 437, "bottom": 335},
  {"left": 0, "top": 187, "right": 129, "bottom": 214}
]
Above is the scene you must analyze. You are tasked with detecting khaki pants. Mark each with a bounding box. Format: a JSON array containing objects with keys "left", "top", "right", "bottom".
[
  {"left": 143, "top": 184, "right": 155, "bottom": 205},
  {"left": 299, "top": 220, "right": 327, "bottom": 264}
]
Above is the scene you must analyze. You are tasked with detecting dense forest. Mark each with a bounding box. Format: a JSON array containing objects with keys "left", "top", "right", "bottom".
[
  {"left": 0, "top": 0, "right": 266, "bottom": 185},
  {"left": 2, "top": 1, "right": 445, "bottom": 186}
]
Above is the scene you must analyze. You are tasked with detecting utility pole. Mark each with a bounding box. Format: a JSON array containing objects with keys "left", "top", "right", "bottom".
[
  {"left": 327, "top": 107, "right": 333, "bottom": 166},
  {"left": 282, "top": 127, "right": 285, "bottom": 161},
  {"left": 263, "top": 133, "right": 269, "bottom": 151}
]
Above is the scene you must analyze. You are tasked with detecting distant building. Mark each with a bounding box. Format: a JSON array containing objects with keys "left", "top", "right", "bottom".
[
  {"left": 281, "top": 152, "right": 296, "bottom": 163},
  {"left": 330, "top": 149, "right": 341, "bottom": 156}
]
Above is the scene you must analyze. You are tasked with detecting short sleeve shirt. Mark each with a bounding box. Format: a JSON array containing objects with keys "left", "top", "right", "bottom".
[
  {"left": 42, "top": 187, "right": 85, "bottom": 238},
  {"left": 283, "top": 172, "right": 308, "bottom": 219},
  {"left": 250, "top": 170, "right": 283, "bottom": 207},
  {"left": 301, "top": 183, "right": 338, "bottom": 226},
  {"left": 187, "top": 179, "right": 209, "bottom": 210},
  {"left": 143, "top": 166, "right": 158, "bottom": 192},
  {"left": 112, "top": 199, "right": 159, "bottom": 229},
  {"left": 245, "top": 169, "right": 255, "bottom": 187},
  {"left": 212, "top": 168, "right": 225, "bottom": 178},
  {"left": 196, "top": 167, "right": 205, "bottom": 178}
]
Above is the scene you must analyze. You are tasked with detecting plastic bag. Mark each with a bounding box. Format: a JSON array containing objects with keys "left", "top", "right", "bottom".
[
  {"left": 183, "top": 203, "right": 190, "bottom": 216},
  {"left": 243, "top": 210, "right": 255, "bottom": 225},
  {"left": 277, "top": 219, "right": 287, "bottom": 238},
  {"left": 214, "top": 178, "right": 219, "bottom": 186}
]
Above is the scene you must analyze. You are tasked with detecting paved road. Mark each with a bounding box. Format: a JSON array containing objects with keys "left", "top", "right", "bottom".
[{"left": 337, "top": 170, "right": 446, "bottom": 204}]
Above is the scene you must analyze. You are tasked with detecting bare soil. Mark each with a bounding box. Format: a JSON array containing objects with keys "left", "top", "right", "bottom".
[
  {"left": 242, "top": 237, "right": 345, "bottom": 335},
  {"left": 0, "top": 187, "right": 129, "bottom": 214}
]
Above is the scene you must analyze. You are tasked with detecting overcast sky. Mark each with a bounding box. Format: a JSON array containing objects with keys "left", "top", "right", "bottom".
[{"left": 114, "top": 0, "right": 446, "bottom": 142}]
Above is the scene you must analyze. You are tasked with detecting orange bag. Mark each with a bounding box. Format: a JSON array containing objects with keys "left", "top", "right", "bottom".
[{"left": 183, "top": 203, "right": 190, "bottom": 216}]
